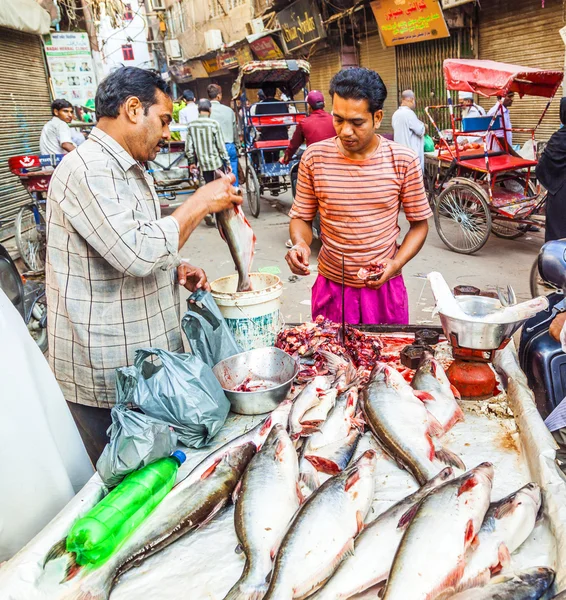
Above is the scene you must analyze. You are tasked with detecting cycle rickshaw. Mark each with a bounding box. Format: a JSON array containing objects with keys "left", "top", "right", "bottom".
[
  {"left": 425, "top": 58, "right": 563, "bottom": 254},
  {"left": 233, "top": 59, "right": 310, "bottom": 217}
]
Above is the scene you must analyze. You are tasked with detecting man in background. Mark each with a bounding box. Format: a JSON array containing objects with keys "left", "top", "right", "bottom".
[
  {"left": 459, "top": 91, "right": 486, "bottom": 118},
  {"left": 40, "top": 99, "right": 76, "bottom": 155},
  {"left": 392, "top": 90, "right": 426, "bottom": 171},
  {"left": 179, "top": 89, "right": 198, "bottom": 141},
  {"left": 280, "top": 90, "right": 336, "bottom": 165},
  {"left": 255, "top": 83, "right": 289, "bottom": 163},
  {"left": 208, "top": 83, "right": 239, "bottom": 185},
  {"left": 487, "top": 91, "right": 515, "bottom": 150}
]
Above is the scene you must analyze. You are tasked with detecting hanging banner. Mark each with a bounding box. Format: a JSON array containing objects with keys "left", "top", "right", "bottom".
[
  {"left": 370, "top": 0, "right": 450, "bottom": 47},
  {"left": 277, "top": 0, "right": 326, "bottom": 52},
  {"left": 43, "top": 32, "right": 97, "bottom": 106},
  {"left": 249, "top": 35, "right": 285, "bottom": 60}
]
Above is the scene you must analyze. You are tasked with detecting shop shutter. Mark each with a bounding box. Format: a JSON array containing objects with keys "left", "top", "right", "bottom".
[
  {"left": 478, "top": 0, "right": 564, "bottom": 143},
  {"left": 0, "top": 28, "right": 52, "bottom": 240},
  {"left": 359, "top": 34, "right": 397, "bottom": 134},
  {"left": 308, "top": 49, "right": 342, "bottom": 103},
  {"left": 396, "top": 30, "right": 474, "bottom": 131}
]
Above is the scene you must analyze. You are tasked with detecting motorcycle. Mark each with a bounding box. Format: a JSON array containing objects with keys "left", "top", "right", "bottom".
[{"left": 0, "top": 242, "right": 47, "bottom": 352}]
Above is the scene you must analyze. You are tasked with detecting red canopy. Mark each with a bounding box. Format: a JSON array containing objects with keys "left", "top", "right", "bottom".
[{"left": 443, "top": 58, "right": 563, "bottom": 98}]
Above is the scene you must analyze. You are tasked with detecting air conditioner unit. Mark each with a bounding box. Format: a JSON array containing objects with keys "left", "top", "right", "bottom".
[
  {"left": 148, "top": 0, "right": 166, "bottom": 11},
  {"left": 204, "top": 29, "right": 223, "bottom": 52},
  {"left": 165, "top": 39, "right": 182, "bottom": 59},
  {"left": 250, "top": 17, "right": 264, "bottom": 34}
]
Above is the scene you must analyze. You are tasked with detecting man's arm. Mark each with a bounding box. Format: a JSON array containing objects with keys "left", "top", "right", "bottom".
[
  {"left": 282, "top": 123, "right": 305, "bottom": 164},
  {"left": 58, "top": 121, "right": 76, "bottom": 153},
  {"left": 61, "top": 142, "right": 75, "bottom": 153},
  {"left": 409, "top": 113, "right": 426, "bottom": 137},
  {"left": 231, "top": 110, "right": 239, "bottom": 144}
]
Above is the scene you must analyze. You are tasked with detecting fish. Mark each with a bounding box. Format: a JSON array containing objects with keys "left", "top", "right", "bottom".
[
  {"left": 34, "top": 401, "right": 294, "bottom": 600},
  {"left": 457, "top": 482, "right": 542, "bottom": 592},
  {"left": 224, "top": 425, "right": 300, "bottom": 600},
  {"left": 411, "top": 352, "right": 464, "bottom": 434},
  {"left": 310, "top": 467, "right": 455, "bottom": 600},
  {"left": 288, "top": 376, "right": 333, "bottom": 439},
  {"left": 362, "top": 363, "right": 465, "bottom": 485},
  {"left": 382, "top": 462, "right": 494, "bottom": 600},
  {"left": 216, "top": 204, "right": 256, "bottom": 292},
  {"left": 263, "top": 450, "right": 377, "bottom": 600},
  {"left": 301, "top": 388, "right": 337, "bottom": 425},
  {"left": 41, "top": 442, "right": 257, "bottom": 600},
  {"left": 299, "top": 387, "right": 362, "bottom": 497},
  {"left": 449, "top": 567, "right": 555, "bottom": 600}
]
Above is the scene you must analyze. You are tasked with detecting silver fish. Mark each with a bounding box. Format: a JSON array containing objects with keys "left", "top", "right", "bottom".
[
  {"left": 216, "top": 204, "right": 256, "bottom": 292},
  {"left": 289, "top": 376, "right": 333, "bottom": 439},
  {"left": 457, "top": 483, "right": 542, "bottom": 592},
  {"left": 42, "top": 443, "right": 257, "bottom": 600},
  {"left": 411, "top": 352, "right": 465, "bottom": 434},
  {"left": 382, "top": 462, "right": 494, "bottom": 600},
  {"left": 362, "top": 363, "right": 465, "bottom": 485},
  {"left": 449, "top": 567, "right": 555, "bottom": 600},
  {"left": 311, "top": 468, "right": 455, "bottom": 600},
  {"left": 224, "top": 425, "right": 300, "bottom": 600},
  {"left": 264, "top": 450, "right": 377, "bottom": 600}
]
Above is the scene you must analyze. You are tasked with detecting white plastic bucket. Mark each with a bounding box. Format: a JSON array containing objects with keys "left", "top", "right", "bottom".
[{"left": 211, "top": 273, "right": 283, "bottom": 351}]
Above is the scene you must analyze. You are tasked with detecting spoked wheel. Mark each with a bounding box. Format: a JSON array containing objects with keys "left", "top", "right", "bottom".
[
  {"left": 530, "top": 258, "right": 559, "bottom": 298},
  {"left": 15, "top": 204, "right": 46, "bottom": 272},
  {"left": 434, "top": 182, "right": 492, "bottom": 254},
  {"left": 245, "top": 166, "right": 261, "bottom": 218}
]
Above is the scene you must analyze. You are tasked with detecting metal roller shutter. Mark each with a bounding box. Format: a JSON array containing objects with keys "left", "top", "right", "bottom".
[
  {"left": 0, "top": 28, "right": 52, "bottom": 239},
  {"left": 478, "top": 0, "right": 564, "bottom": 143},
  {"left": 308, "top": 49, "right": 342, "bottom": 103},
  {"left": 359, "top": 35, "right": 397, "bottom": 134}
]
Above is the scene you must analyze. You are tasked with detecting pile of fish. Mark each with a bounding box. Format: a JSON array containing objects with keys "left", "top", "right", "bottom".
[{"left": 26, "top": 345, "right": 559, "bottom": 600}]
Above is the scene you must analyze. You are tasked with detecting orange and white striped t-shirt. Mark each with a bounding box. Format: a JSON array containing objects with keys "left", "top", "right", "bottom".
[{"left": 289, "top": 136, "right": 432, "bottom": 288}]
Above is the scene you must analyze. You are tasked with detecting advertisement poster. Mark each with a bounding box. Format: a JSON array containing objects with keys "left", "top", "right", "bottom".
[
  {"left": 278, "top": 0, "right": 326, "bottom": 52},
  {"left": 370, "top": 0, "right": 450, "bottom": 47},
  {"left": 44, "top": 32, "right": 97, "bottom": 106},
  {"left": 249, "top": 36, "right": 285, "bottom": 60}
]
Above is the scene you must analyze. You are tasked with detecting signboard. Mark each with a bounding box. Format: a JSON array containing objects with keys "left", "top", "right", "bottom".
[
  {"left": 202, "top": 57, "right": 220, "bottom": 74},
  {"left": 217, "top": 51, "right": 239, "bottom": 70},
  {"left": 169, "top": 60, "right": 208, "bottom": 83},
  {"left": 277, "top": 0, "right": 326, "bottom": 52},
  {"left": 43, "top": 32, "right": 97, "bottom": 106},
  {"left": 441, "top": 0, "right": 475, "bottom": 7},
  {"left": 249, "top": 36, "right": 285, "bottom": 60},
  {"left": 370, "top": 0, "right": 450, "bottom": 47},
  {"left": 235, "top": 44, "right": 254, "bottom": 65}
]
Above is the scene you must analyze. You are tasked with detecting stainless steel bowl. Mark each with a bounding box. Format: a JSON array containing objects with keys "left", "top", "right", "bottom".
[
  {"left": 439, "top": 296, "right": 528, "bottom": 351},
  {"left": 212, "top": 347, "right": 299, "bottom": 415}
]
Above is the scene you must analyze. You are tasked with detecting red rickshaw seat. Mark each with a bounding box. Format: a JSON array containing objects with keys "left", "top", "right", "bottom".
[
  {"left": 458, "top": 154, "right": 538, "bottom": 173},
  {"left": 253, "top": 140, "right": 290, "bottom": 149}
]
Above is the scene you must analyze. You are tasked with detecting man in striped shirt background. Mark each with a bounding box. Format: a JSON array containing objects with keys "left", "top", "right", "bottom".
[{"left": 286, "top": 67, "right": 432, "bottom": 325}]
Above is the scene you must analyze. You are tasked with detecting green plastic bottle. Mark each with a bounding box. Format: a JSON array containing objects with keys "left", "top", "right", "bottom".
[{"left": 66, "top": 451, "right": 186, "bottom": 565}]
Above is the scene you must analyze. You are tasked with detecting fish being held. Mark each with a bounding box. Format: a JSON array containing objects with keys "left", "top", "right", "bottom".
[
  {"left": 216, "top": 203, "right": 256, "bottom": 292},
  {"left": 449, "top": 567, "right": 555, "bottom": 600},
  {"left": 457, "top": 482, "right": 542, "bottom": 592},
  {"left": 362, "top": 362, "right": 465, "bottom": 485},
  {"left": 264, "top": 450, "right": 377, "bottom": 600},
  {"left": 224, "top": 425, "right": 300, "bottom": 600},
  {"left": 382, "top": 462, "right": 494, "bottom": 600},
  {"left": 411, "top": 351, "right": 464, "bottom": 434},
  {"left": 310, "top": 467, "right": 455, "bottom": 600}
]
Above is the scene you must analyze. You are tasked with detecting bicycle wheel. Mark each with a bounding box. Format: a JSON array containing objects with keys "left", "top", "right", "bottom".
[
  {"left": 530, "top": 258, "right": 559, "bottom": 298},
  {"left": 245, "top": 166, "right": 261, "bottom": 218},
  {"left": 434, "top": 182, "right": 492, "bottom": 254},
  {"left": 15, "top": 204, "right": 46, "bottom": 272}
]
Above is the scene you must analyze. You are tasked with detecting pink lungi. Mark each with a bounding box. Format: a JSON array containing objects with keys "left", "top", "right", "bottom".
[{"left": 311, "top": 274, "right": 409, "bottom": 325}]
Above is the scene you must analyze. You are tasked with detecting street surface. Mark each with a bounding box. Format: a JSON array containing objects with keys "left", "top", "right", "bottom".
[{"left": 173, "top": 190, "right": 545, "bottom": 326}]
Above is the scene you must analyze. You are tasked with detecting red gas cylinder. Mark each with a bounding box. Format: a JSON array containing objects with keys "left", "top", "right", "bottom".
[{"left": 447, "top": 360, "right": 496, "bottom": 400}]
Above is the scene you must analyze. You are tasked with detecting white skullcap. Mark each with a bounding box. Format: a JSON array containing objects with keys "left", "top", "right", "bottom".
[{"left": 458, "top": 92, "right": 474, "bottom": 100}]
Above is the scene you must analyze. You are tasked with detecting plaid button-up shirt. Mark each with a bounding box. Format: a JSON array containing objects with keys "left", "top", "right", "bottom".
[
  {"left": 46, "top": 128, "right": 183, "bottom": 408},
  {"left": 186, "top": 115, "right": 229, "bottom": 172}
]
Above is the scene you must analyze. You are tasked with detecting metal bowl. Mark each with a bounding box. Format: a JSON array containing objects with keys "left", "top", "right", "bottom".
[
  {"left": 212, "top": 347, "right": 299, "bottom": 415},
  {"left": 439, "top": 296, "right": 528, "bottom": 351}
]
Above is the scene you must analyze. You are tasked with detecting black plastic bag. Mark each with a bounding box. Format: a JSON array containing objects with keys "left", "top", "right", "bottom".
[{"left": 182, "top": 289, "right": 241, "bottom": 367}]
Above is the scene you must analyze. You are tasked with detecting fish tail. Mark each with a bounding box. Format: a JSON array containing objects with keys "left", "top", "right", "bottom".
[
  {"left": 223, "top": 563, "right": 270, "bottom": 600},
  {"left": 237, "top": 275, "right": 253, "bottom": 292},
  {"left": 43, "top": 538, "right": 84, "bottom": 583}
]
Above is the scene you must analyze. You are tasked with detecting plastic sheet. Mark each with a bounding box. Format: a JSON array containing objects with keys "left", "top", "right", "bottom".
[
  {"left": 2, "top": 341, "right": 566, "bottom": 598},
  {"left": 181, "top": 290, "right": 241, "bottom": 368}
]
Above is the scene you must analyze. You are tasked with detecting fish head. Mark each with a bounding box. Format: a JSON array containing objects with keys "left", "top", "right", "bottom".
[
  {"left": 222, "top": 442, "right": 257, "bottom": 475},
  {"left": 257, "top": 398, "right": 293, "bottom": 443},
  {"left": 514, "top": 566, "right": 555, "bottom": 593},
  {"left": 456, "top": 463, "right": 494, "bottom": 501},
  {"left": 414, "top": 354, "right": 450, "bottom": 392},
  {"left": 262, "top": 423, "right": 296, "bottom": 462},
  {"left": 343, "top": 450, "right": 377, "bottom": 504},
  {"left": 428, "top": 467, "right": 455, "bottom": 488}
]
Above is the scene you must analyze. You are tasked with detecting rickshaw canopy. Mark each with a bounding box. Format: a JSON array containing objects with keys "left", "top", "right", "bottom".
[
  {"left": 232, "top": 60, "right": 310, "bottom": 100},
  {"left": 443, "top": 58, "right": 563, "bottom": 99}
]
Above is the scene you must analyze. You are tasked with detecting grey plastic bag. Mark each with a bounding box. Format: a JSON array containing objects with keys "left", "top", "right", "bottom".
[
  {"left": 96, "top": 404, "right": 178, "bottom": 487},
  {"left": 182, "top": 289, "right": 241, "bottom": 367},
  {"left": 121, "top": 347, "right": 230, "bottom": 448}
]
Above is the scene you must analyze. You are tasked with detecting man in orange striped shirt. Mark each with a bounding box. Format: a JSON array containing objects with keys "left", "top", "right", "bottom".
[{"left": 285, "top": 68, "right": 432, "bottom": 325}]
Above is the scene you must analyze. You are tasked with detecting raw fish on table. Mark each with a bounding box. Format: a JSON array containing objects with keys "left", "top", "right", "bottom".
[{"left": 216, "top": 204, "right": 256, "bottom": 292}]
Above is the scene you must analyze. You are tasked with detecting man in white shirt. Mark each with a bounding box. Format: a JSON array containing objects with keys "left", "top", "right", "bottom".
[
  {"left": 392, "top": 90, "right": 426, "bottom": 170},
  {"left": 487, "top": 91, "right": 515, "bottom": 149},
  {"left": 459, "top": 91, "right": 486, "bottom": 118},
  {"left": 39, "top": 99, "right": 76, "bottom": 155},
  {"left": 178, "top": 90, "right": 198, "bottom": 142},
  {"left": 208, "top": 83, "right": 240, "bottom": 184}
]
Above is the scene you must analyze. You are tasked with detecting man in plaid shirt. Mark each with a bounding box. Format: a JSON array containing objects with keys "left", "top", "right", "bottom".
[{"left": 46, "top": 67, "right": 242, "bottom": 462}]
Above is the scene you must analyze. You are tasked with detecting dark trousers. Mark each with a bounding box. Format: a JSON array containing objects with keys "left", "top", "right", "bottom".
[
  {"left": 67, "top": 401, "right": 113, "bottom": 465},
  {"left": 202, "top": 170, "right": 215, "bottom": 184}
]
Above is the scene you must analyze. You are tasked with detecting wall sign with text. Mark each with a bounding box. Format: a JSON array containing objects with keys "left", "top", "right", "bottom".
[
  {"left": 277, "top": 0, "right": 326, "bottom": 52},
  {"left": 370, "top": 0, "right": 450, "bottom": 47}
]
